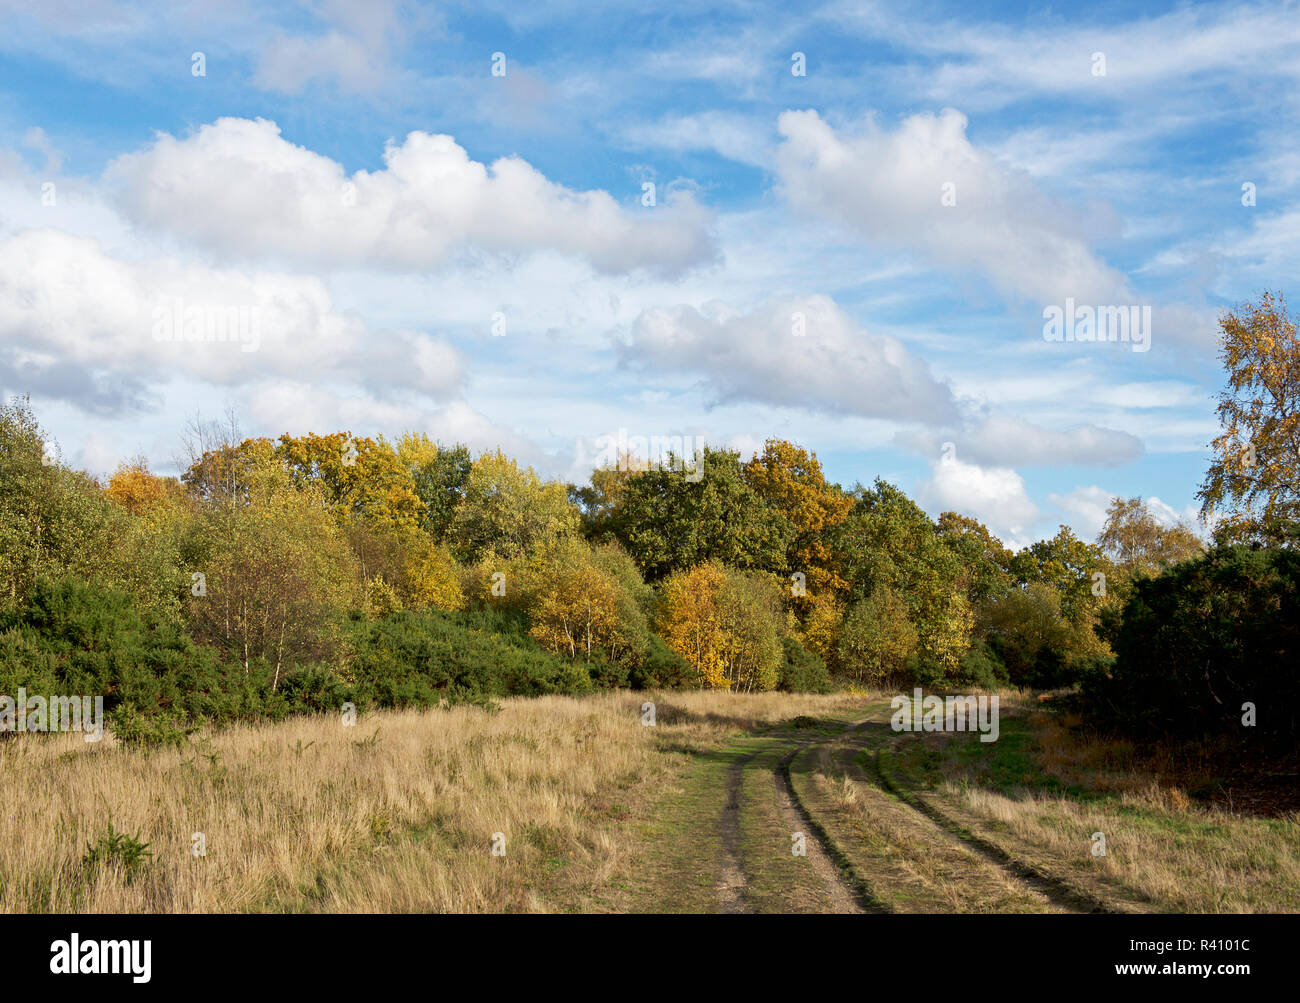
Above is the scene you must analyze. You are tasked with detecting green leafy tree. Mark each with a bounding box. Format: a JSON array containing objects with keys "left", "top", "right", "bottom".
[
  {"left": 1008, "top": 525, "right": 1112, "bottom": 626},
  {"left": 936, "top": 512, "right": 1013, "bottom": 606},
  {"left": 829, "top": 481, "right": 971, "bottom": 672},
  {"left": 834, "top": 586, "right": 918, "bottom": 685},
  {"left": 396, "top": 433, "right": 472, "bottom": 540},
  {"left": 183, "top": 458, "right": 363, "bottom": 687},
  {"left": 608, "top": 447, "right": 795, "bottom": 580},
  {"left": 0, "top": 398, "right": 124, "bottom": 608}
]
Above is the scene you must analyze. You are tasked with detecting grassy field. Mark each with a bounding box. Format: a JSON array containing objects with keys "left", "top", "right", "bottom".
[{"left": 1, "top": 689, "right": 1296, "bottom": 913}]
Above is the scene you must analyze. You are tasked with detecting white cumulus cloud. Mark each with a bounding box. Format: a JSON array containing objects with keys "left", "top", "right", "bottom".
[
  {"left": 616, "top": 294, "right": 958, "bottom": 424},
  {"left": 105, "top": 117, "right": 717, "bottom": 277},
  {"left": 775, "top": 108, "right": 1129, "bottom": 306}
]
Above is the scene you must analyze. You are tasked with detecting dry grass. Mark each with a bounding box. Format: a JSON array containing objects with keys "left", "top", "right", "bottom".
[
  {"left": 0, "top": 689, "right": 862, "bottom": 914},
  {"left": 936, "top": 780, "right": 1300, "bottom": 912},
  {"left": 891, "top": 693, "right": 1300, "bottom": 913},
  {"left": 796, "top": 737, "right": 1059, "bottom": 913}
]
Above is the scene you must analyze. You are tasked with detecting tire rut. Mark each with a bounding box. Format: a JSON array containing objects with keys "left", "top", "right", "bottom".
[
  {"left": 869, "top": 738, "right": 1118, "bottom": 913},
  {"left": 775, "top": 742, "right": 886, "bottom": 913},
  {"left": 716, "top": 747, "right": 759, "bottom": 913}
]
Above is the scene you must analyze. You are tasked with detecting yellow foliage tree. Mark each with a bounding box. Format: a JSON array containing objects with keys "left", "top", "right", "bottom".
[
  {"left": 743, "top": 439, "right": 853, "bottom": 613},
  {"left": 1197, "top": 291, "right": 1300, "bottom": 543},
  {"left": 656, "top": 562, "right": 729, "bottom": 689},
  {"left": 528, "top": 552, "right": 621, "bottom": 661},
  {"left": 655, "top": 561, "right": 783, "bottom": 691},
  {"left": 404, "top": 540, "right": 465, "bottom": 612}
]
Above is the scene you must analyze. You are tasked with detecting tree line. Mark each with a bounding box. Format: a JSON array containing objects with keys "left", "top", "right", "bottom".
[{"left": 1, "top": 292, "right": 1296, "bottom": 750}]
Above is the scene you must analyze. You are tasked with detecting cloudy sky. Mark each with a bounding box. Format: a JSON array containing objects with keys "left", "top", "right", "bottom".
[{"left": 1, "top": 0, "right": 1296, "bottom": 547}]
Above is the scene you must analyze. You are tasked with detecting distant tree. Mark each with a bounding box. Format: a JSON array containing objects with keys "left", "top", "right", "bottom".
[
  {"left": 610, "top": 447, "right": 794, "bottom": 580},
  {"left": 742, "top": 439, "right": 853, "bottom": 593},
  {"left": 570, "top": 459, "right": 638, "bottom": 543},
  {"left": 104, "top": 460, "right": 176, "bottom": 515},
  {"left": 1096, "top": 496, "right": 1204, "bottom": 576},
  {"left": 1197, "top": 292, "right": 1300, "bottom": 545},
  {"left": 275, "top": 431, "right": 425, "bottom": 530},
  {"left": 834, "top": 586, "right": 918, "bottom": 685},
  {"left": 396, "top": 433, "right": 472, "bottom": 541},
  {"left": 829, "top": 481, "right": 971, "bottom": 672},
  {"left": 0, "top": 398, "right": 123, "bottom": 608},
  {"left": 981, "top": 583, "right": 1066, "bottom": 685},
  {"left": 183, "top": 459, "right": 362, "bottom": 687},
  {"left": 936, "top": 512, "right": 1013, "bottom": 606},
  {"left": 448, "top": 450, "right": 579, "bottom": 562},
  {"left": 1009, "top": 525, "right": 1112, "bottom": 626}
]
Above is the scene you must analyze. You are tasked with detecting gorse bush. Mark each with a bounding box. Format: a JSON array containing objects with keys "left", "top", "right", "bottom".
[
  {"left": 81, "top": 819, "right": 153, "bottom": 884},
  {"left": 345, "top": 605, "right": 592, "bottom": 709},
  {"left": 1082, "top": 545, "right": 1300, "bottom": 749},
  {"left": 777, "top": 636, "right": 832, "bottom": 693}
]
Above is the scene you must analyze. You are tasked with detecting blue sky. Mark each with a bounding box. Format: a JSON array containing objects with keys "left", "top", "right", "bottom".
[{"left": 2, "top": 0, "right": 1298, "bottom": 547}]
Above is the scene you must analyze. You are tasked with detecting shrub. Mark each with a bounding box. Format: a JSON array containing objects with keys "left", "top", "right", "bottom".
[
  {"left": 777, "top": 636, "right": 832, "bottom": 693},
  {"left": 81, "top": 820, "right": 153, "bottom": 884},
  {"left": 629, "top": 634, "right": 699, "bottom": 690},
  {"left": 949, "top": 639, "right": 1009, "bottom": 690},
  {"left": 346, "top": 605, "right": 592, "bottom": 709},
  {"left": 1082, "top": 545, "right": 1300, "bottom": 749}
]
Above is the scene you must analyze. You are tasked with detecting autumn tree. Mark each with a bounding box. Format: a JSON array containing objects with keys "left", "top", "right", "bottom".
[
  {"left": 275, "top": 431, "right": 424, "bottom": 530},
  {"left": 343, "top": 519, "right": 464, "bottom": 612},
  {"left": 655, "top": 561, "right": 784, "bottom": 691},
  {"left": 742, "top": 438, "right": 852, "bottom": 586},
  {"left": 1197, "top": 292, "right": 1300, "bottom": 544},
  {"left": 403, "top": 539, "right": 465, "bottom": 612},
  {"left": 448, "top": 449, "right": 579, "bottom": 562},
  {"left": 104, "top": 460, "right": 176, "bottom": 515},
  {"left": 183, "top": 457, "right": 362, "bottom": 687},
  {"left": 524, "top": 538, "right": 648, "bottom": 672},
  {"left": 1097, "top": 496, "right": 1204, "bottom": 576},
  {"left": 741, "top": 439, "right": 853, "bottom": 655},
  {"left": 104, "top": 460, "right": 193, "bottom": 624}
]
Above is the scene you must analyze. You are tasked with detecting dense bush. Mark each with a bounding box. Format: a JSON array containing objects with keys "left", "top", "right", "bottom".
[
  {"left": 0, "top": 579, "right": 603, "bottom": 746},
  {"left": 345, "top": 605, "right": 593, "bottom": 708},
  {"left": 950, "top": 639, "right": 1010, "bottom": 690},
  {"left": 981, "top": 583, "right": 1102, "bottom": 689},
  {"left": 1081, "top": 545, "right": 1300, "bottom": 749},
  {"left": 628, "top": 634, "right": 700, "bottom": 689},
  {"left": 0, "top": 577, "right": 278, "bottom": 737},
  {"left": 777, "top": 636, "right": 832, "bottom": 693}
]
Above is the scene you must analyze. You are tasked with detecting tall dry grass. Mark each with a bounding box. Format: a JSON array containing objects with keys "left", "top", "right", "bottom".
[{"left": 0, "top": 690, "right": 862, "bottom": 913}]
